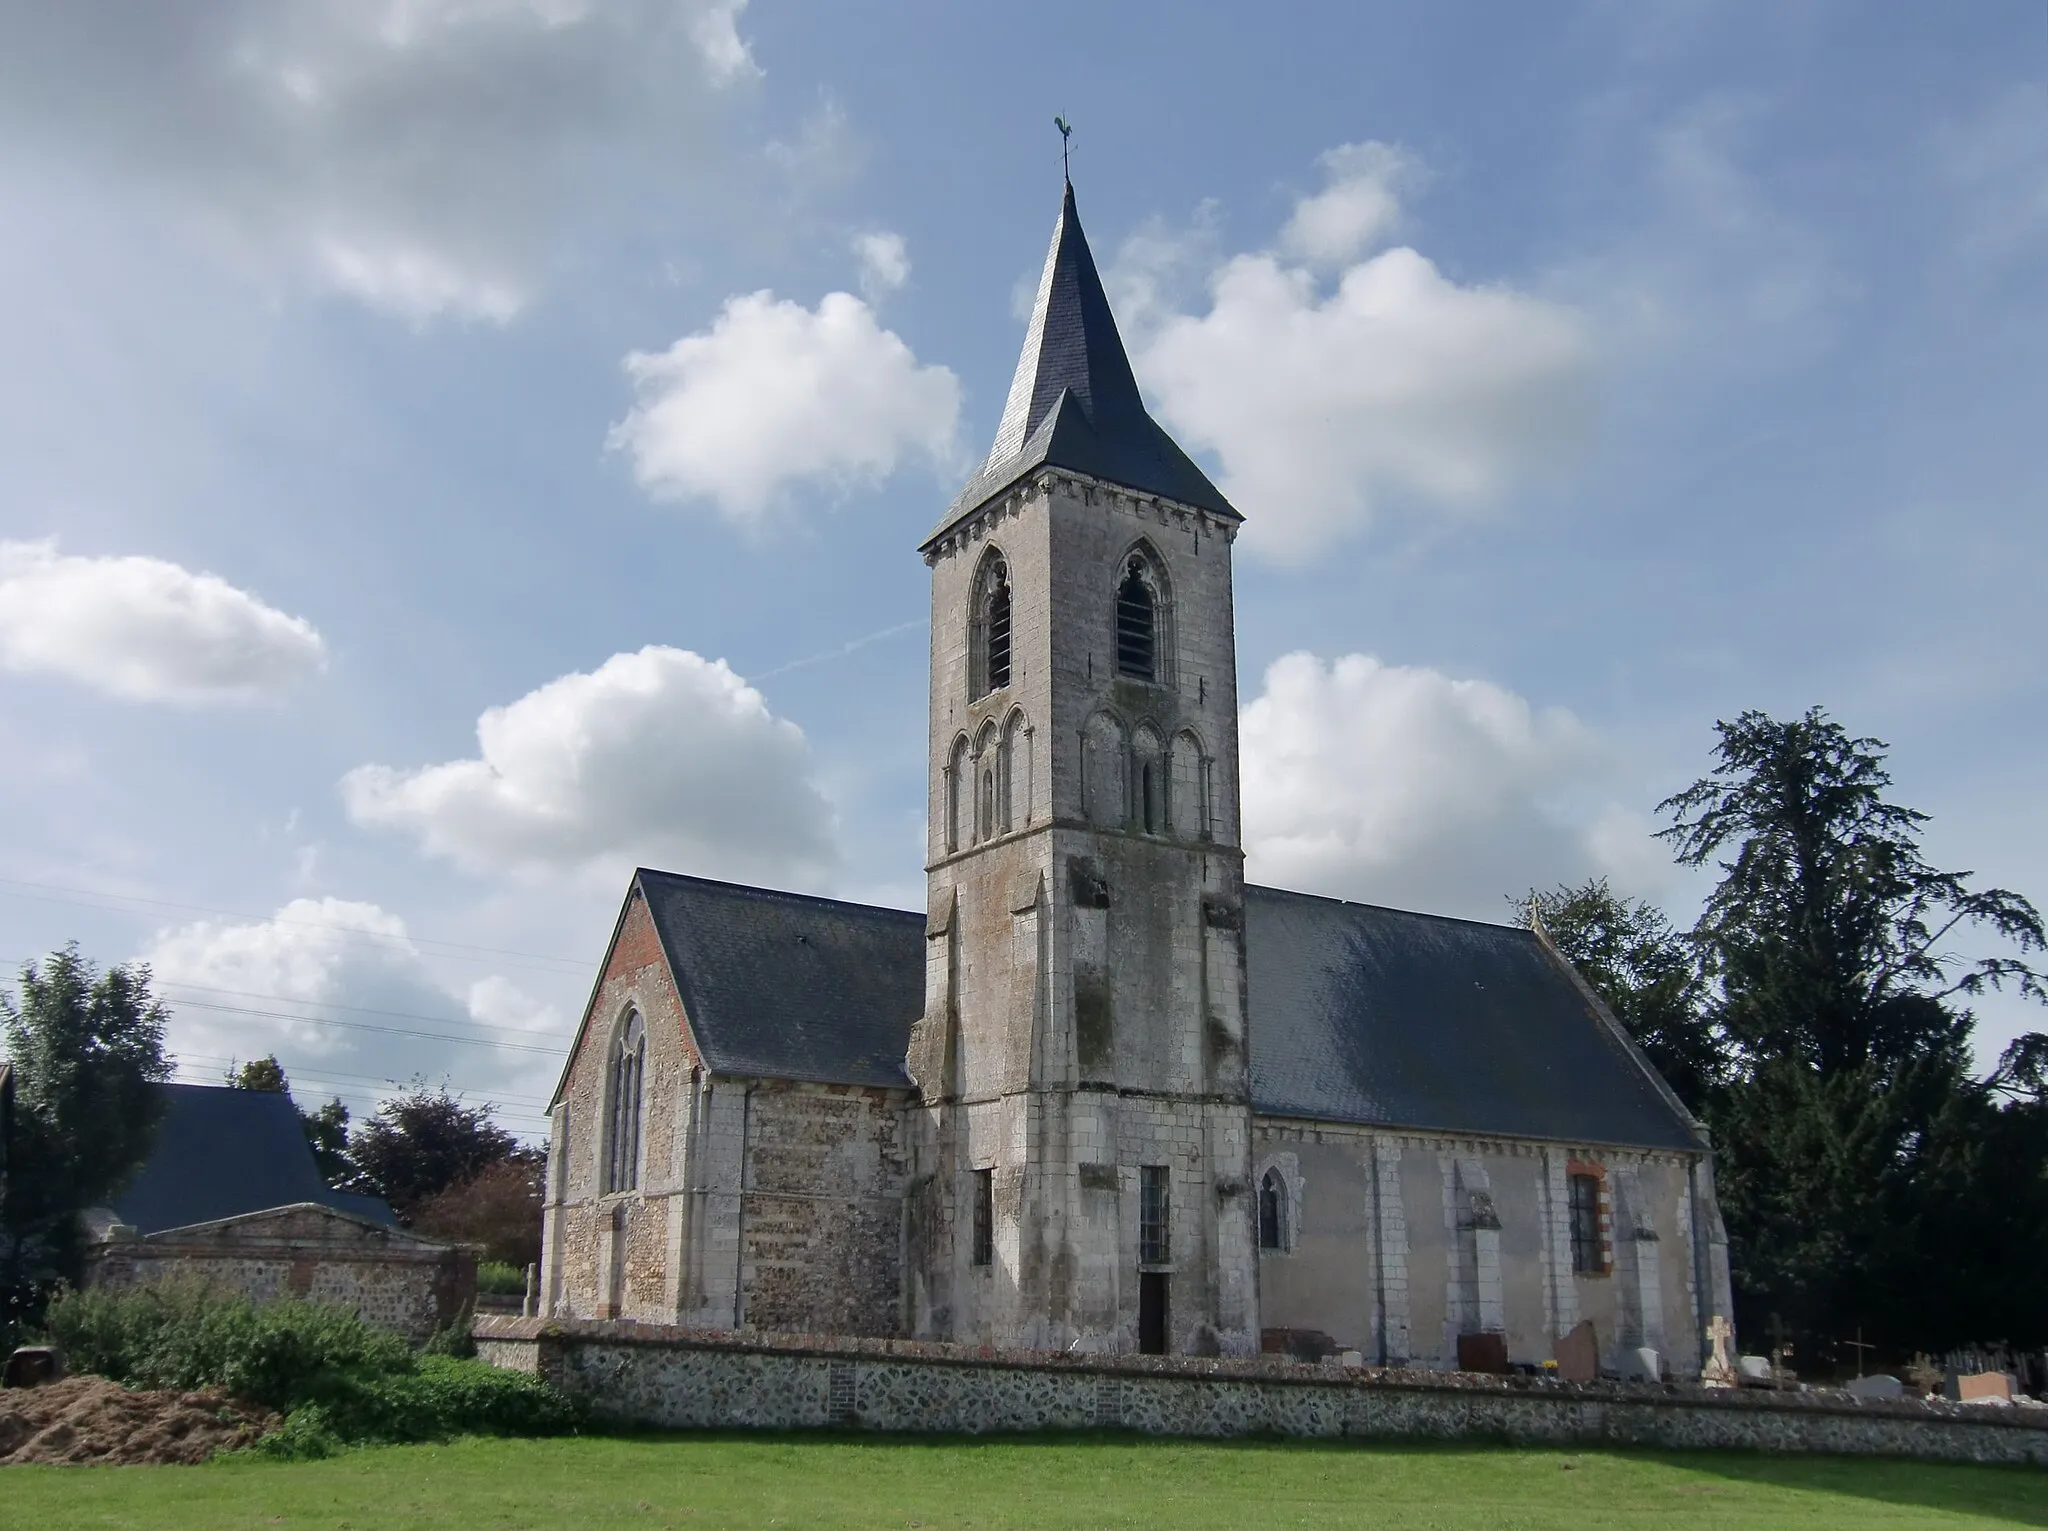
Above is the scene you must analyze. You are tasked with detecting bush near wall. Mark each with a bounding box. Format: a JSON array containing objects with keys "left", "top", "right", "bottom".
[{"left": 39, "top": 1280, "right": 581, "bottom": 1457}]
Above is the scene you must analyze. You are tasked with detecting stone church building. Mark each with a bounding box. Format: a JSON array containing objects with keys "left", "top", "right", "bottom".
[{"left": 540, "top": 181, "right": 1734, "bottom": 1377}]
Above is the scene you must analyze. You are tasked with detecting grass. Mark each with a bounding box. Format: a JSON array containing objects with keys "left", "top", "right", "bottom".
[{"left": 7, "top": 1432, "right": 2044, "bottom": 1529}]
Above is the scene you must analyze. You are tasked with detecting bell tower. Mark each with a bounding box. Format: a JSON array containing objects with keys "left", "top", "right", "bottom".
[{"left": 904, "top": 179, "right": 1259, "bottom": 1355}]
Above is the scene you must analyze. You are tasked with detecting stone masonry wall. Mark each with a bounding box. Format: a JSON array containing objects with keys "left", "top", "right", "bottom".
[
  {"left": 90, "top": 1205, "right": 474, "bottom": 1343},
  {"left": 1253, "top": 1119, "right": 1714, "bottom": 1377},
  {"left": 476, "top": 1317, "right": 2048, "bottom": 1467}
]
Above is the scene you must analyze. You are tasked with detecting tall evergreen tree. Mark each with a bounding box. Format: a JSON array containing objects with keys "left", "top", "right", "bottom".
[{"left": 1657, "top": 708, "right": 2048, "bottom": 1354}]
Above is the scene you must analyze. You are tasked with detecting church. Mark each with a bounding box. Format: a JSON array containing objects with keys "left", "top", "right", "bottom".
[{"left": 538, "top": 179, "right": 1734, "bottom": 1378}]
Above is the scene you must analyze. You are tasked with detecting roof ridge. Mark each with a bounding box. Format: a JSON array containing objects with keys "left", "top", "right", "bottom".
[
  {"left": 1245, "top": 882, "right": 1529, "bottom": 936},
  {"left": 635, "top": 867, "right": 920, "bottom": 922}
]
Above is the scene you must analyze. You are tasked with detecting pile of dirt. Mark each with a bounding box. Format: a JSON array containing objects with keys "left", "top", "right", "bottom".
[{"left": 0, "top": 1375, "right": 276, "bottom": 1465}]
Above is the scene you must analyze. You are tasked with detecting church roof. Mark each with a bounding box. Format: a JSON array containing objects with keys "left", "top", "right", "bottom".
[
  {"left": 110, "top": 1084, "right": 399, "bottom": 1236},
  {"left": 626, "top": 871, "right": 1702, "bottom": 1152},
  {"left": 1241, "top": 887, "right": 1702, "bottom": 1151},
  {"left": 924, "top": 183, "right": 1239, "bottom": 546},
  {"left": 637, "top": 869, "right": 925, "bottom": 1090}
]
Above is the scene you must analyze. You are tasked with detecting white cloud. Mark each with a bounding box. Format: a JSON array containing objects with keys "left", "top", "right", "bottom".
[
  {"left": 853, "top": 230, "right": 910, "bottom": 300},
  {"left": 1121, "top": 143, "right": 1595, "bottom": 560},
  {"left": 0, "top": 539, "right": 326, "bottom": 704},
  {"left": 1240, "top": 651, "right": 1649, "bottom": 920},
  {"left": 1280, "top": 141, "right": 1418, "bottom": 269},
  {"left": 0, "top": 1, "right": 758, "bottom": 321},
  {"left": 342, "top": 644, "right": 836, "bottom": 884},
  {"left": 610, "top": 290, "right": 960, "bottom": 522},
  {"left": 141, "top": 897, "right": 564, "bottom": 1129}
]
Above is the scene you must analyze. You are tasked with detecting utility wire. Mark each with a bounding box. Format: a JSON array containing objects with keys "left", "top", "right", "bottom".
[{"left": 0, "top": 875, "right": 595, "bottom": 975}]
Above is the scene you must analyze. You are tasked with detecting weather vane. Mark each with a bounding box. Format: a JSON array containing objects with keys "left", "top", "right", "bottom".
[{"left": 1054, "top": 115, "right": 1073, "bottom": 181}]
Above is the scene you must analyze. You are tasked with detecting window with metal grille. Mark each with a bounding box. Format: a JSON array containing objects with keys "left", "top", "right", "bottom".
[
  {"left": 1140, "top": 1165, "right": 1171, "bottom": 1265},
  {"left": 971, "top": 1168, "right": 994, "bottom": 1267},
  {"left": 1115, "top": 559, "right": 1156, "bottom": 680},
  {"left": 603, "top": 1011, "right": 645, "bottom": 1194},
  {"left": 1568, "top": 1172, "right": 1603, "bottom": 1274},
  {"left": 1258, "top": 1168, "right": 1287, "bottom": 1251}
]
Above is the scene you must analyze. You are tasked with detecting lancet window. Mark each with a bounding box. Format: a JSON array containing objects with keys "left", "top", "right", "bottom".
[
  {"left": 1258, "top": 1168, "right": 1289, "bottom": 1252},
  {"left": 970, "top": 551, "right": 1013, "bottom": 699},
  {"left": 603, "top": 1010, "right": 646, "bottom": 1195}
]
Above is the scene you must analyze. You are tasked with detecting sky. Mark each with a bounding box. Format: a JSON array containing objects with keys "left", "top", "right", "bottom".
[{"left": 1, "top": 1, "right": 2044, "bottom": 1141}]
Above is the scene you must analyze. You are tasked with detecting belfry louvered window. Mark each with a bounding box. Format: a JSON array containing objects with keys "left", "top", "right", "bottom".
[
  {"left": 1115, "top": 558, "right": 1156, "bottom": 680},
  {"left": 603, "top": 1011, "right": 646, "bottom": 1194},
  {"left": 971, "top": 553, "right": 1012, "bottom": 700},
  {"left": 987, "top": 574, "right": 1011, "bottom": 690}
]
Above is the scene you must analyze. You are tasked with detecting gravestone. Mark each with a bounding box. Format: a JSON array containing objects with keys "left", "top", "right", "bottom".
[
  {"left": 1554, "top": 1320, "right": 1598, "bottom": 1383},
  {"left": 1738, "top": 1354, "right": 1774, "bottom": 1384},
  {"left": 1952, "top": 1372, "right": 2014, "bottom": 1404},
  {"left": 1457, "top": 1332, "right": 1510, "bottom": 1375},
  {"left": 1628, "top": 1347, "right": 1662, "bottom": 1382},
  {"left": 1846, "top": 1373, "right": 1903, "bottom": 1400},
  {"left": 1701, "top": 1315, "right": 1737, "bottom": 1387}
]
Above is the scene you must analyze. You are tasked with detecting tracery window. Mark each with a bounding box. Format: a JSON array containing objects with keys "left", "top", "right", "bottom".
[
  {"left": 1258, "top": 1168, "right": 1288, "bottom": 1251},
  {"left": 1114, "top": 557, "right": 1157, "bottom": 681},
  {"left": 603, "top": 1010, "right": 646, "bottom": 1195},
  {"left": 970, "top": 551, "right": 1013, "bottom": 699}
]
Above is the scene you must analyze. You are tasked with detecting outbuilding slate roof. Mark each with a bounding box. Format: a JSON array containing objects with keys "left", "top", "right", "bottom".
[
  {"left": 110, "top": 1084, "right": 399, "bottom": 1236},
  {"left": 637, "top": 870, "right": 925, "bottom": 1090},
  {"left": 628, "top": 871, "right": 1702, "bottom": 1152},
  {"left": 925, "top": 182, "right": 1239, "bottom": 544}
]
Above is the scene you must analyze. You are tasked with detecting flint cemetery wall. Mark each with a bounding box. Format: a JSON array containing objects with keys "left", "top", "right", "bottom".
[{"left": 476, "top": 1317, "right": 2047, "bottom": 1466}]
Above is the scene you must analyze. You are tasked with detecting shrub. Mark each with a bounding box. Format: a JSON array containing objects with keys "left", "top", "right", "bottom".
[
  {"left": 476, "top": 1260, "right": 528, "bottom": 1297},
  {"left": 40, "top": 1279, "right": 410, "bottom": 1410},
  {"left": 38, "top": 1280, "right": 579, "bottom": 1454}
]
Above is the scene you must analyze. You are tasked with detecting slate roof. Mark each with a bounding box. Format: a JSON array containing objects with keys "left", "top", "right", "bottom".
[
  {"left": 626, "top": 872, "right": 1702, "bottom": 1152},
  {"left": 637, "top": 870, "right": 925, "bottom": 1090},
  {"left": 925, "top": 182, "right": 1239, "bottom": 545},
  {"left": 110, "top": 1084, "right": 399, "bottom": 1236},
  {"left": 1242, "top": 887, "right": 1702, "bottom": 1151}
]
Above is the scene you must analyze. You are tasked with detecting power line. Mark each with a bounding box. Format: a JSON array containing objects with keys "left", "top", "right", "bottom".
[
  {"left": 0, "top": 875, "right": 596, "bottom": 975},
  {"left": 177, "top": 1051, "right": 555, "bottom": 1112},
  {"left": 2, "top": 968, "right": 581, "bottom": 1051},
  {"left": 165, "top": 996, "right": 566, "bottom": 1056}
]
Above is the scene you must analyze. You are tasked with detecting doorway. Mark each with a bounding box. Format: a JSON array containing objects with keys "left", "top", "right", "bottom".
[{"left": 1138, "top": 1271, "right": 1169, "bottom": 1354}]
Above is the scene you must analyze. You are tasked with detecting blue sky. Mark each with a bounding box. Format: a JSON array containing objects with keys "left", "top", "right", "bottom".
[{"left": 1, "top": 1, "right": 2043, "bottom": 1138}]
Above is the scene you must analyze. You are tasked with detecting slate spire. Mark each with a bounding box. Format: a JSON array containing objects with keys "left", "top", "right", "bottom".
[
  {"left": 927, "top": 181, "right": 1239, "bottom": 543},
  {"left": 985, "top": 180, "right": 1149, "bottom": 466}
]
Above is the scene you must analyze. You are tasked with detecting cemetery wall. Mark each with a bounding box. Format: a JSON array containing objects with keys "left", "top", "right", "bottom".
[{"left": 476, "top": 1316, "right": 2048, "bottom": 1466}]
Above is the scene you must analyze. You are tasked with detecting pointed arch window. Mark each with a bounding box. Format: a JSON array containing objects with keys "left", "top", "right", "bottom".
[
  {"left": 970, "top": 552, "right": 1013, "bottom": 700},
  {"left": 1115, "top": 557, "right": 1157, "bottom": 680},
  {"left": 603, "top": 1010, "right": 646, "bottom": 1195},
  {"left": 1258, "top": 1167, "right": 1288, "bottom": 1251}
]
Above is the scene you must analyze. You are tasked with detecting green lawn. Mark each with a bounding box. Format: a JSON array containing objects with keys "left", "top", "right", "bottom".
[{"left": 7, "top": 1433, "right": 2044, "bottom": 1529}]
